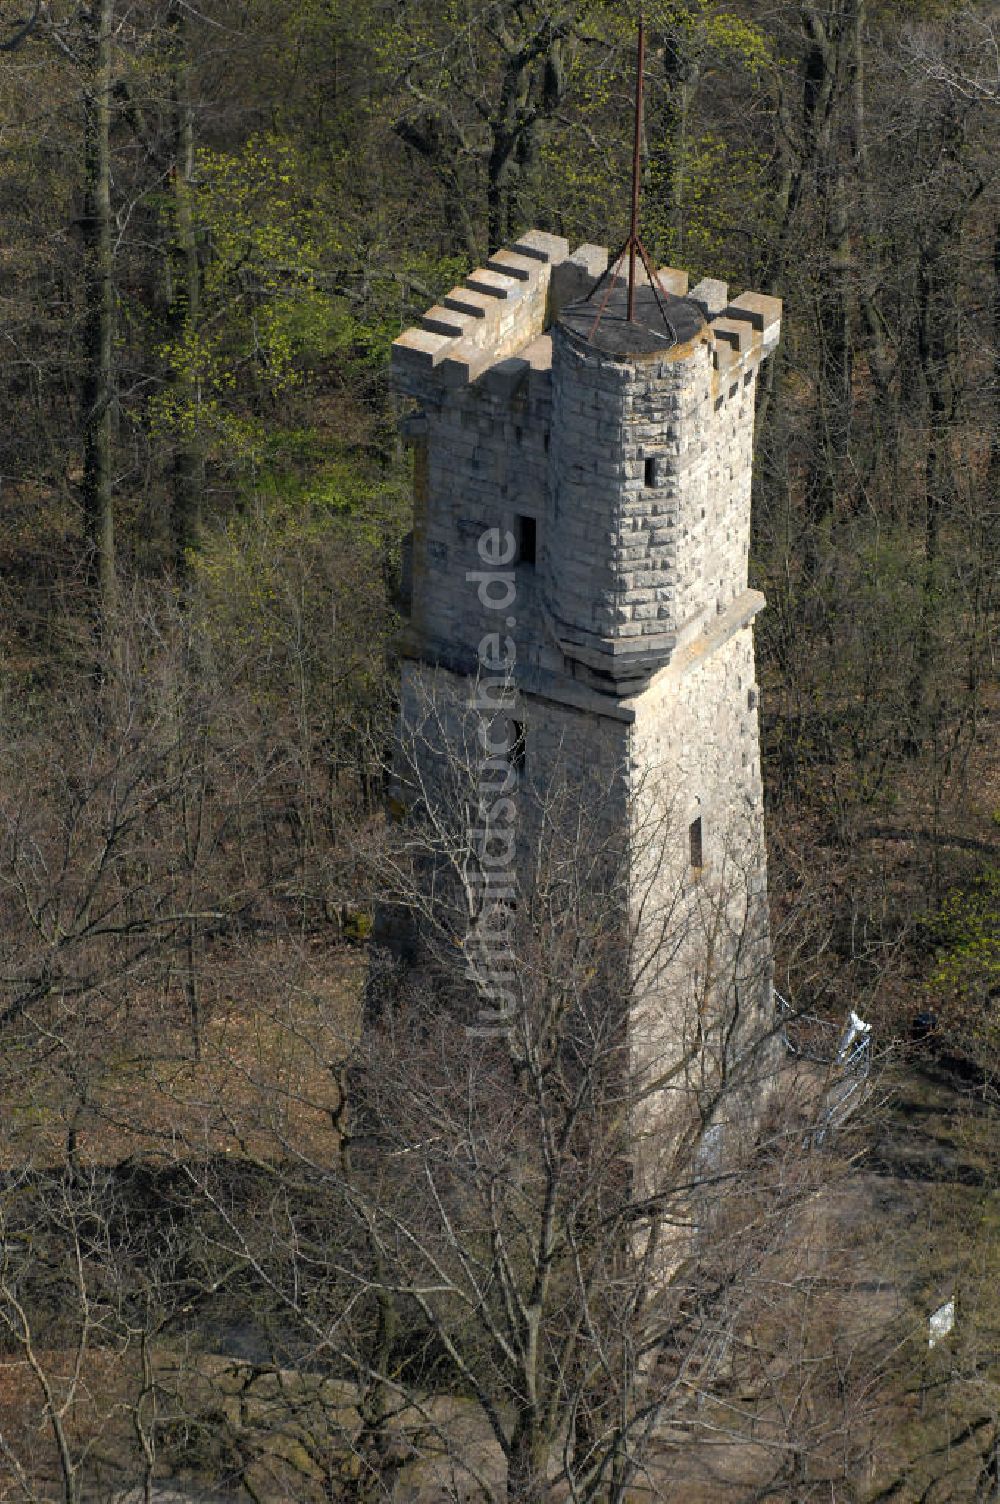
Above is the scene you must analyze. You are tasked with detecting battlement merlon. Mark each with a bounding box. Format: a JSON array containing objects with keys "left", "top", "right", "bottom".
[
  {"left": 391, "top": 230, "right": 782, "bottom": 399},
  {"left": 392, "top": 230, "right": 568, "bottom": 396}
]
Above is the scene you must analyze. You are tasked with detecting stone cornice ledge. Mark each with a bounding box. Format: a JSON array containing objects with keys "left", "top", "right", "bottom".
[{"left": 627, "top": 589, "right": 766, "bottom": 705}]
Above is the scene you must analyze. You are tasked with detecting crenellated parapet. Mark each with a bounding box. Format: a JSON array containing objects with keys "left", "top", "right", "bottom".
[
  {"left": 711, "top": 290, "right": 782, "bottom": 384},
  {"left": 392, "top": 231, "right": 780, "bottom": 402},
  {"left": 392, "top": 230, "right": 569, "bottom": 392}
]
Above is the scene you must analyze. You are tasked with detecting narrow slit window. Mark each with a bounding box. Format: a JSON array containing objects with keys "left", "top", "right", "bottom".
[
  {"left": 689, "top": 816, "right": 704, "bottom": 872},
  {"left": 644, "top": 456, "right": 657, "bottom": 487},
  {"left": 507, "top": 720, "right": 526, "bottom": 776},
  {"left": 517, "top": 515, "right": 537, "bottom": 568}
]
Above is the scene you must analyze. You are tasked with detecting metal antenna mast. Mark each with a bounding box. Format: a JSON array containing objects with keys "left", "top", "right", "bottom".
[
  {"left": 627, "top": 8, "right": 646, "bottom": 321},
  {"left": 583, "top": 8, "right": 679, "bottom": 345}
]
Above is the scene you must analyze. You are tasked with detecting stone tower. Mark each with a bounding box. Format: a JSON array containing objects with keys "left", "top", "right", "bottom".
[{"left": 390, "top": 231, "right": 781, "bottom": 1150}]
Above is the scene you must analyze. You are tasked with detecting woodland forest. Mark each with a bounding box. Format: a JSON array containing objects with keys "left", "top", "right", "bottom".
[{"left": 0, "top": 0, "right": 997, "bottom": 1499}]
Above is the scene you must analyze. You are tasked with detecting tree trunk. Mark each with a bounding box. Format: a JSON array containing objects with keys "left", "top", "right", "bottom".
[
  {"left": 80, "top": 0, "right": 116, "bottom": 617},
  {"left": 335, "top": 1082, "right": 402, "bottom": 1504},
  {"left": 167, "top": 0, "right": 204, "bottom": 574},
  {"left": 809, "top": 163, "right": 853, "bottom": 525},
  {"left": 907, "top": 224, "right": 958, "bottom": 750},
  {"left": 487, "top": 27, "right": 567, "bottom": 251},
  {"left": 655, "top": 9, "right": 699, "bottom": 259},
  {"left": 850, "top": 0, "right": 901, "bottom": 497},
  {"left": 508, "top": 1406, "right": 547, "bottom": 1503},
  {"left": 988, "top": 219, "right": 1000, "bottom": 502},
  {"left": 800, "top": 0, "right": 856, "bottom": 536}
]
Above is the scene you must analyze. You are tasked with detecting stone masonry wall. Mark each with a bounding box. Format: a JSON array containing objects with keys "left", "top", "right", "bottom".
[
  {"left": 547, "top": 328, "right": 714, "bottom": 654},
  {"left": 624, "top": 620, "right": 772, "bottom": 1167},
  {"left": 545, "top": 310, "right": 768, "bottom": 674},
  {"left": 407, "top": 344, "right": 552, "bottom": 673}
]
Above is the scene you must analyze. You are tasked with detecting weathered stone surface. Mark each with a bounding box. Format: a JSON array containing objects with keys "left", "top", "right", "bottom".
[
  {"left": 710, "top": 316, "right": 755, "bottom": 354},
  {"left": 442, "top": 287, "right": 492, "bottom": 319},
  {"left": 465, "top": 267, "right": 520, "bottom": 300},
  {"left": 689, "top": 277, "right": 729, "bottom": 318},
  {"left": 392, "top": 326, "right": 452, "bottom": 371},
  {"left": 512, "top": 229, "right": 571, "bottom": 263},
  {"left": 550, "top": 244, "right": 610, "bottom": 319},
  {"left": 421, "top": 304, "right": 473, "bottom": 337},
  {"left": 656, "top": 266, "right": 690, "bottom": 295},
  {"left": 485, "top": 249, "right": 536, "bottom": 281},
  {"left": 725, "top": 291, "right": 782, "bottom": 335},
  {"left": 521, "top": 335, "right": 552, "bottom": 371}
]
